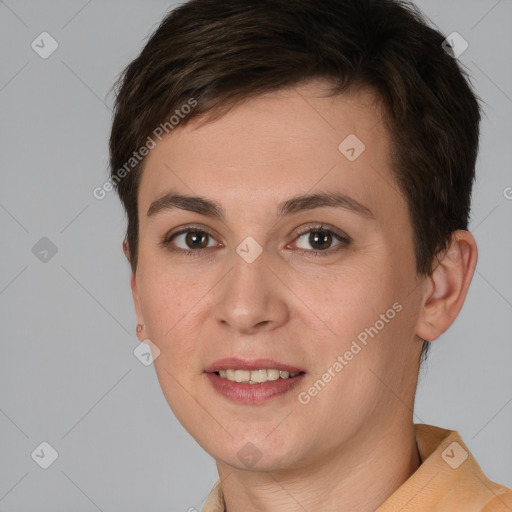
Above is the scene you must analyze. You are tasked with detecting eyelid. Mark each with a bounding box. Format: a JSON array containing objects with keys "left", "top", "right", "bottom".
[
  {"left": 290, "top": 223, "right": 351, "bottom": 244},
  {"left": 160, "top": 223, "right": 223, "bottom": 248},
  {"left": 160, "top": 222, "right": 351, "bottom": 254}
]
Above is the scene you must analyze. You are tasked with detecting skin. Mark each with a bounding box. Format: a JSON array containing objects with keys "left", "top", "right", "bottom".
[{"left": 124, "top": 79, "right": 478, "bottom": 511}]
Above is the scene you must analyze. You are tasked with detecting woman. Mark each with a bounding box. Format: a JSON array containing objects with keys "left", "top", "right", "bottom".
[{"left": 108, "top": 1, "right": 512, "bottom": 510}]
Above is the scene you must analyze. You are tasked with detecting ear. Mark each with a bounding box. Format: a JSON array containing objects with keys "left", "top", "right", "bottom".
[
  {"left": 416, "top": 230, "right": 478, "bottom": 342},
  {"left": 123, "top": 239, "right": 145, "bottom": 339}
]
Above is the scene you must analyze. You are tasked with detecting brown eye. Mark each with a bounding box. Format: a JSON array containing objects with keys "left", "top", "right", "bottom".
[
  {"left": 184, "top": 230, "right": 209, "bottom": 249},
  {"left": 167, "top": 229, "right": 217, "bottom": 251},
  {"left": 308, "top": 230, "right": 333, "bottom": 250},
  {"left": 295, "top": 229, "right": 344, "bottom": 252}
]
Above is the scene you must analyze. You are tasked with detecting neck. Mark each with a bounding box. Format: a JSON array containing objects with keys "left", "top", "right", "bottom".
[{"left": 217, "top": 420, "right": 421, "bottom": 512}]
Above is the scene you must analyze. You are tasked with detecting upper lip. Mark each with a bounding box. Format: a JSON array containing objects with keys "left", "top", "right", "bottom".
[{"left": 204, "top": 357, "right": 305, "bottom": 373}]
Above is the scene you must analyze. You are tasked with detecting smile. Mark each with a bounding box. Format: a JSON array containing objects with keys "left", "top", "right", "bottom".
[
  {"left": 216, "top": 369, "right": 301, "bottom": 384},
  {"left": 204, "top": 358, "right": 306, "bottom": 403}
]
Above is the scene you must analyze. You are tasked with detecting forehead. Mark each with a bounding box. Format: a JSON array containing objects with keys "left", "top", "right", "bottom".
[{"left": 137, "top": 81, "right": 405, "bottom": 226}]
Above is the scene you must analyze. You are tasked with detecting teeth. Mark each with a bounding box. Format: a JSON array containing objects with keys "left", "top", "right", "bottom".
[
  {"left": 266, "top": 369, "right": 280, "bottom": 381},
  {"left": 217, "top": 369, "right": 300, "bottom": 384},
  {"left": 234, "top": 370, "right": 249, "bottom": 382},
  {"left": 251, "top": 369, "right": 268, "bottom": 383}
]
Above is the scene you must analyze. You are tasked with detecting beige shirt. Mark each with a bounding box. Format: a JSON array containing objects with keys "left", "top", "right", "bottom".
[{"left": 202, "top": 424, "right": 512, "bottom": 511}]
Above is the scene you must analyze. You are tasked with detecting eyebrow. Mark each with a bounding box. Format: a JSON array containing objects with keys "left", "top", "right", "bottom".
[{"left": 147, "top": 191, "right": 374, "bottom": 220}]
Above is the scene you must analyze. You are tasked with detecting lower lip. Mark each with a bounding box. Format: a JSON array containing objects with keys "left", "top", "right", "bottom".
[{"left": 205, "top": 372, "right": 306, "bottom": 404}]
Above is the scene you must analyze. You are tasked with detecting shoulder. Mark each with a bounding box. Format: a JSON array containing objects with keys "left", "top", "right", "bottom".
[{"left": 481, "top": 488, "right": 512, "bottom": 511}]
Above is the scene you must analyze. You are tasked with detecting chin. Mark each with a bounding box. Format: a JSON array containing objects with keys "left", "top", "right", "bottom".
[{"left": 210, "top": 431, "right": 304, "bottom": 472}]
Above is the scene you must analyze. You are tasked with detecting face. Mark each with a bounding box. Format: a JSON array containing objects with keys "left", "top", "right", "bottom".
[{"left": 130, "top": 80, "right": 426, "bottom": 474}]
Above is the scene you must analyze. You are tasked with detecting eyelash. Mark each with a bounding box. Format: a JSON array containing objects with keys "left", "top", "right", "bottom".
[{"left": 160, "top": 223, "right": 350, "bottom": 258}]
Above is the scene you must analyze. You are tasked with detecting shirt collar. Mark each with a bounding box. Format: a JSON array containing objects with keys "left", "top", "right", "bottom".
[{"left": 202, "top": 424, "right": 511, "bottom": 511}]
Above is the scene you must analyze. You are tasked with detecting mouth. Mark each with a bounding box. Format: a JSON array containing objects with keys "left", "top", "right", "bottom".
[
  {"left": 214, "top": 368, "right": 303, "bottom": 384},
  {"left": 204, "top": 358, "right": 306, "bottom": 404}
]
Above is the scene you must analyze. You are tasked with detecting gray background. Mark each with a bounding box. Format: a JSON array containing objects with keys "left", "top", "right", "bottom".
[{"left": 0, "top": 0, "right": 511, "bottom": 510}]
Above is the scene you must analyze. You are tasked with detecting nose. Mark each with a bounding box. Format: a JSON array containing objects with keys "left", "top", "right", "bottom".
[{"left": 212, "top": 250, "right": 290, "bottom": 335}]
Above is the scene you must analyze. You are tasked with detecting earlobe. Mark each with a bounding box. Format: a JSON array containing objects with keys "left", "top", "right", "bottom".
[
  {"left": 130, "top": 273, "right": 146, "bottom": 339},
  {"left": 123, "top": 238, "right": 130, "bottom": 262},
  {"left": 124, "top": 239, "right": 146, "bottom": 338},
  {"left": 416, "top": 230, "right": 478, "bottom": 342}
]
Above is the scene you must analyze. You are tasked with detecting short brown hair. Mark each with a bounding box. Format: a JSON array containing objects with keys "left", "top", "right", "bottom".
[{"left": 109, "top": 0, "right": 481, "bottom": 362}]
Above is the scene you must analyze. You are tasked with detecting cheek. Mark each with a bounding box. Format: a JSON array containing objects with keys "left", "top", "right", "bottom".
[
  {"left": 137, "top": 270, "right": 208, "bottom": 420},
  {"left": 295, "top": 263, "right": 394, "bottom": 340},
  {"left": 294, "top": 262, "right": 410, "bottom": 399},
  {"left": 137, "top": 267, "right": 208, "bottom": 356}
]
